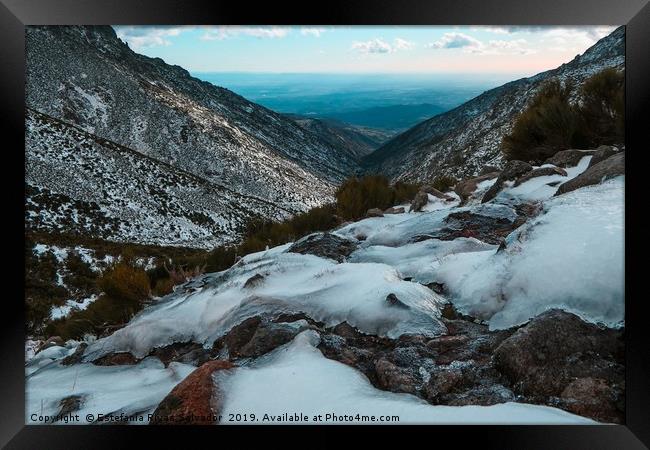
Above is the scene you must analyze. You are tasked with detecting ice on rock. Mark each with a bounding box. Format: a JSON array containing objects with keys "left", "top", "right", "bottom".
[
  {"left": 349, "top": 238, "right": 496, "bottom": 285},
  {"left": 495, "top": 156, "right": 593, "bottom": 203},
  {"left": 360, "top": 203, "right": 517, "bottom": 248},
  {"left": 218, "top": 331, "right": 596, "bottom": 424},
  {"left": 26, "top": 356, "right": 195, "bottom": 424},
  {"left": 434, "top": 177, "right": 624, "bottom": 330},
  {"left": 85, "top": 252, "right": 447, "bottom": 359}
]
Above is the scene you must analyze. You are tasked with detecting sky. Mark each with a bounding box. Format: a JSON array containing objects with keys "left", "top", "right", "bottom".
[{"left": 113, "top": 25, "right": 618, "bottom": 77}]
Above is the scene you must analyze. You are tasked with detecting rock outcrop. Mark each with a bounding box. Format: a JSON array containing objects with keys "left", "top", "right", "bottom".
[
  {"left": 287, "top": 232, "right": 358, "bottom": 263},
  {"left": 481, "top": 161, "right": 533, "bottom": 203},
  {"left": 150, "top": 360, "right": 235, "bottom": 425},
  {"left": 555, "top": 152, "right": 624, "bottom": 195}
]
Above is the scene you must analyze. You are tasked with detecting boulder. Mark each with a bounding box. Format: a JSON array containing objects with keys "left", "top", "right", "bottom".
[
  {"left": 555, "top": 152, "right": 624, "bottom": 196},
  {"left": 61, "top": 343, "right": 87, "bottom": 366},
  {"left": 92, "top": 351, "right": 138, "bottom": 366},
  {"left": 409, "top": 191, "right": 429, "bottom": 212},
  {"left": 493, "top": 309, "right": 624, "bottom": 422},
  {"left": 422, "top": 209, "right": 519, "bottom": 245},
  {"left": 544, "top": 149, "right": 595, "bottom": 168},
  {"left": 454, "top": 172, "right": 500, "bottom": 204},
  {"left": 482, "top": 161, "right": 532, "bottom": 203},
  {"left": 149, "top": 360, "right": 235, "bottom": 425},
  {"left": 480, "top": 166, "right": 500, "bottom": 176},
  {"left": 559, "top": 377, "right": 624, "bottom": 424},
  {"left": 287, "top": 232, "right": 358, "bottom": 263},
  {"left": 217, "top": 316, "right": 304, "bottom": 359},
  {"left": 385, "top": 293, "right": 410, "bottom": 309},
  {"left": 384, "top": 206, "right": 405, "bottom": 214},
  {"left": 366, "top": 208, "right": 384, "bottom": 218},
  {"left": 57, "top": 394, "right": 85, "bottom": 418},
  {"left": 149, "top": 342, "right": 210, "bottom": 367},
  {"left": 513, "top": 166, "right": 567, "bottom": 186},
  {"left": 420, "top": 185, "right": 455, "bottom": 201},
  {"left": 374, "top": 358, "right": 419, "bottom": 395},
  {"left": 243, "top": 273, "right": 265, "bottom": 289},
  {"left": 588, "top": 145, "right": 619, "bottom": 168},
  {"left": 37, "top": 336, "right": 64, "bottom": 353}
]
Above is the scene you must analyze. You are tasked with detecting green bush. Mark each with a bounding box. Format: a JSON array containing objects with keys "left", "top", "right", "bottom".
[
  {"left": 502, "top": 69, "right": 625, "bottom": 163},
  {"left": 502, "top": 79, "right": 585, "bottom": 163},
  {"left": 431, "top": 175, "right": 457, "bottom": 193},
  {"left": 98, "top": 261, "right": 151, "bottom": 303},
  {"left": 336, "top": 175, "right": 420, "bottom": 220},
  {"left": 579, "top": 68, "right": 624, "bottom": 145}
]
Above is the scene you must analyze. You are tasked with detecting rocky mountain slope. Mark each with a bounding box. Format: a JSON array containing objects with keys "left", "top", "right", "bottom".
[
  {"left": 363, "top": 27, "right": 625, "bottom": 181},
  {"left": 285, "top": 114, "right": 393, "bottom": 159},
  {"left": 26, "top": 109, "right": 289, "bottom": 249},
  {"left": 26, "top": 149, "right": 625, "bottom": 425},
  {"left": 25, "top": 26, "right": 362, "bottom": 246}
]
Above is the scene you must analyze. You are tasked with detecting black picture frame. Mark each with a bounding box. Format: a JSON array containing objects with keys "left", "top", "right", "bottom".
[{"left": 3, "top": 0, "right": 648, "bottom": 447}]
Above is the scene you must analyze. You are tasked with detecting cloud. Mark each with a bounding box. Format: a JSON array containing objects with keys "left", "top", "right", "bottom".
[
  {"left": 428, "top": 32, "right": 535, "bottom": 55},
  {"left": 114, "top": 26, "right": 186, "bottom": 50},
  {"left": 200, "top": 26, "right": 290, "bottom": 41},
  {"left": 351, "top": 38, "right": 393, "bottom": 54},
  {"left": 394, "top": 38, "right": 415, "bottom": 50},
  {"left": 300, "top": 27, "right": 326, "bottom": 37},
  {"left": 351, "top": 37, "right": 415, "bottom": 54},
  {"left": 428, "top": 32, "right": 482, "bottom": 50}
]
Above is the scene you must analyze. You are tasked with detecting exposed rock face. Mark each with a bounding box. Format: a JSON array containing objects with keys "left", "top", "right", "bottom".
[
  {"left": 555, "top": 152, "right": 624, "bottom": 195},
  {"left": 366, "top": 208, "right": 384, "bottom": 218},
  {"left": 384, "top": 206, "right": 405, "bottom": 214},
  {"left": 420, "top": 185, "right": 455, "bottom": 201},
  {"left": 454, "top": 172, "right": 500, "bottom": 204},
  {"left": 409, "top": 191, "right": 430, "bottom": 212},
  {"left": 385, "top": 293, "right": 410, "bottom": 309},
  {"left": 61, "top": 343, "right": 87, "bottom": 366},
  {"left": 26, "top": 26, "right": 362, "bottom": 248},
  {"left": 493, "top": 309, "right": 624, "bottom": 422},
  {"left": 150, "top": 360, "right": 235, "bottom": 425},
  {"left": 92, "top": 352, "right": 138, "bottom": 366},
  {"left": 215, "top": 316, "right": 309, "bottom": 359},
  {"left": 544, "top": 149, "right": 596, "bottom": 168},
  {"left": 482, "top": 161, "right": 533, "bottom": 203},
  {"left": 149, "top": 342, "right": 210, "bottom": 367},
  {"left": 57, "top": 394, "right": 85, "bottom": 417},
  {"left": 243, "top": 273, "right": 265, "bottom": 289},
  {"left": 559, "top": 377, "right": 623, "bottom": 424},
  {"left": 588, "top": 145, "right": 619, "bottom": 168},
  {"left": 287, "top": 232, "right": 358, "bottom": 263},
  {"left": 514, "top": 166, "right": 568, "bottom": 186},
  {"left": 419, "top": 208, "right": 521, "bottom": 245}
]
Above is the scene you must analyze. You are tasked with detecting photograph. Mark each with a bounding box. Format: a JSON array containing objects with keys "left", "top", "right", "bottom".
[{"left": 24, "top": 23, "right": 625, "bottom": 426}]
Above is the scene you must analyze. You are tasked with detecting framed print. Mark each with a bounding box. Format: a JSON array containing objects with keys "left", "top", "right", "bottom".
[{"left": 2, "top": 0, "right": 648, "bottom": 447}]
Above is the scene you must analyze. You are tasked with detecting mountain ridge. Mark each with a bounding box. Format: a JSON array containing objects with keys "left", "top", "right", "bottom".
[{"left": 363, "top": 26, "right": 625, "bottom": 181}]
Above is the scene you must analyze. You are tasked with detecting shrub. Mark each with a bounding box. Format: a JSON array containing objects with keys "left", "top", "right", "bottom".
[
  {"left": 98, "top": 261, "right": 151, "bottom": 303},
  {"left": 46, "top": 293, "right": 144, "bottom": 341},
  {"left": 431, "top": 175, "right": 457, "bottom": 193},
  {"left": 579, "top": 68, "right": 624, "bottom": 145},
  {"left": 336, "top": 175, "right": 418, "bottom": 220},
  {"left": 392, "top": 181, "right": 420, "bottom": 205},
  {"left": 502, "top": 79, "right": 585, "bottom": 163}
]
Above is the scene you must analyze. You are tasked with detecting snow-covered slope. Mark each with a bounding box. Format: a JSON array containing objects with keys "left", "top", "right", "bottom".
[
  {"left": 363, "top": 26, "right": 625, "bottom": 181},
  {"left": 25, "top": 157, "right": 624, "bottom": 424},
  {"left": 25, "top": 109, "right": 289, "bottom": 249},
  {"left": 25, "top": 26, "right": 361, "bottom": 244}
]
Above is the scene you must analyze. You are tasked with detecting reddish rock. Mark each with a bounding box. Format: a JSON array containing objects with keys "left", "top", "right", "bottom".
[
  {"left": 92, "top": 352, "right": 138, "bottom": 366},
  {"left": 559, "top": 377, "right": 624, "bottom": 424},
  {"left": 150, "top": 360, "right": 235, "bottom": 425}
]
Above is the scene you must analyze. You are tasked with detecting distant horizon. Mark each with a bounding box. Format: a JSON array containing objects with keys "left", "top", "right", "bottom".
[{"left": 114, "top": 25, "right": 617, "bottom": 75}]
